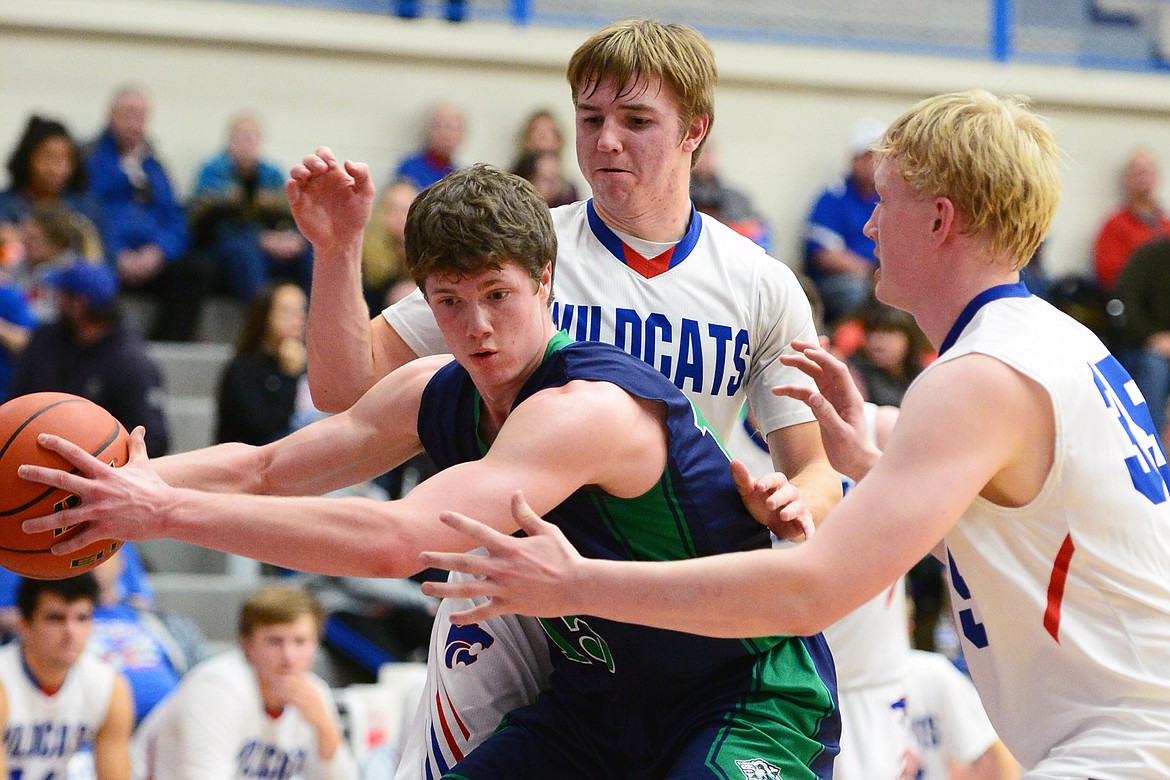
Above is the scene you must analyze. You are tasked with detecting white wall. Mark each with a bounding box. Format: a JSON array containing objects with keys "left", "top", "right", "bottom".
[{"left": 4, "top": 0, "right": 1170, "bottom": 277}]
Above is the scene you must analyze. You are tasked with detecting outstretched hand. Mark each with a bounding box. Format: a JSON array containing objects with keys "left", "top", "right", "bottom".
[
  {"left": 730, "top": 459, "right": 814, "bottom": 542},
  {"left": 286, "top": 146, "right": 375, "bottom": 254},
  {"left": 19, "top": 427, "right": 171, "bottom": 554},
  {"left": 418, "top": 492, "right": 585, "bottom": 624},
  {"left": 773, "top": 339, "right": 881, "bottom": 482}
]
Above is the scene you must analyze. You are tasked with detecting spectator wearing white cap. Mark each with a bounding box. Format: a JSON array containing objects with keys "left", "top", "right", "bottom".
[{"left": 803, "top": 118, "right": 886, "bottom": 325}]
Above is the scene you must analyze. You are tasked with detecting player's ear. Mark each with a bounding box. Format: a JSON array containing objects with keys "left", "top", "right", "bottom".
[{"left": 538, "top": 263, "right": 553, "bottom": 296}]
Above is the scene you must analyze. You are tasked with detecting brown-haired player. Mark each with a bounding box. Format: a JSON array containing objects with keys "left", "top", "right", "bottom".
[
  {"left": 24, "top": 163, "right": 839, "bottom": 778},
  {"left": 288, "top": 19, "right": 838, "bottom": 777}
]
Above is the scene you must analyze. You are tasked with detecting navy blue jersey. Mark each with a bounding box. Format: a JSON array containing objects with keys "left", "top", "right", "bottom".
[{"left": 418, "top": 333, "right": 837, "bottom": 697}]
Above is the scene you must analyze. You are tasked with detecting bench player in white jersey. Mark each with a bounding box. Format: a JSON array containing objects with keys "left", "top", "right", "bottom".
[
  {"left": 0, "top": 573, "right": 134, "bottom": 780},
  {"left": 287, "top": 18, "right": 840, "bottom": 779},
  {"left": 422, "top": 89, "right": 1170, "bottom": 779},
  {"left": 132, "top": 585, "right": 354, "bottom": 780},
  {"left": 731, "top": 401, "right": 914, "bottom": 780}
]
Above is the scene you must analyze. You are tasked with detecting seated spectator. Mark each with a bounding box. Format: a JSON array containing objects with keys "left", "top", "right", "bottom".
[
  {"left": 190, "top": 113, "right": 312, "bottom": 301},
  {"left": 0, "top": 574, "right": 134, "bottom": 780},
  {"left": 510, "top": 109, "right": 578, "bottom": 208},
  {"left": 0, "top": 269, "right": 35, "bottom": 402},
  {"left": 9, "top": 260, "right": 171, "bottom": 456},
  {"left": 0, "top": 115, "right": 104, "bottom": 262},
  {"left": 132, "top": 585, "right": 355, "bottom": 779},
  {"left": 16, "top": 202, "right": 93, "bottom": 323},
  {"left": 512, "top": 150, "right": 578, "bottom": 209},
  {"left": 86, "top": 85, "right": 212, "bottom": 341},
  {"left": 804, "top": 118, "right": 885, "bottom": 325},
  {"left": 846, "top": 297, "right": 930, "bottom": 407},
  {"left": 89, "top": 549, "right": 208, "bottom": 725},
  {"left": 0, "top": 542, "right": 156, "bottom": 642},
  {"left": 360, "top": 179, "right": 418, "bottom": 315},
  {"left": 514, "top": 108, "right": 565, "bottom": 158},
  {"left": 305, "top": 573, "right": 436, "bottom": 682},
  {"left": 904, "top": 649, "right": 1008, "bottom": 780},
  {"left": 690, "top": 141, "right": 770, "bottom": 250},
  {"left": 1114, "top": 238, "right": 1170, "bottom": 442},
  {"left": 1094, "top": 147, "right": 1170, "bottom": 291},
  {"left": 391, "top": 102, "right": 465, "bottom": 190},
  {"left": 216, "top": 281, "right": 308, "bottom": 445}
]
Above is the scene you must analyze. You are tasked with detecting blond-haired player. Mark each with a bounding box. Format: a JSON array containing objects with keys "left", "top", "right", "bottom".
[{"left": 422, "top": 89, "right": 1170, "bottom": 778}]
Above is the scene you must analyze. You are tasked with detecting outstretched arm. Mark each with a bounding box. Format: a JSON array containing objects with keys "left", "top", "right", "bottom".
[
  {"left": 21, "top": 380, "right": 666, "bottom": 580},
  {"left": 421, "top": 354, "right": 1047, "bottom": 637},
  {"left": 289, "top": 147, "right": 418, "bottom": 412}
]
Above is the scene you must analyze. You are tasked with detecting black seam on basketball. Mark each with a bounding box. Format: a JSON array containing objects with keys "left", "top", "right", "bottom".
[
  {"left": 0, "top": 398, "right": 83, "bottom": 461},
  {"left": 0, "top": 421, "right": 124, "bottom": 518}
]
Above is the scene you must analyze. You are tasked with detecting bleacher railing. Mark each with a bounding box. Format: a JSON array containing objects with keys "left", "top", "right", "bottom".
[{"left": 237, "top": 0, "right": 1170, "bottom": 73}]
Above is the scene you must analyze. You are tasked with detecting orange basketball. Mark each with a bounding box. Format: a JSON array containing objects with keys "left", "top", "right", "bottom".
[{"left": 0, "top": 392, "right": 128, "bottom": 579}]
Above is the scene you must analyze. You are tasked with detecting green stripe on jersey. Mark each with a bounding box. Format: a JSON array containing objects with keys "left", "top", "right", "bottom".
[{"left": 589, "top": 472, "right": 697, "bottom": 562}]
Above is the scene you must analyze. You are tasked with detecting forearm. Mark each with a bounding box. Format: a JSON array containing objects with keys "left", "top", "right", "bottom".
[
  {"left": 570, "top": 549, "right": 831, "bottom": 638},
  {"left": 154, "top": 442, "right": 265, "bottom": 493},
  {"left": 781, "top": 454, "right": 841, "bottom": 526},
  {"left": 163, "top": 490, "right": 426, "bottom": 577},
  {"left": 306, "top": 235, "right": 380, "bottom": 411}
]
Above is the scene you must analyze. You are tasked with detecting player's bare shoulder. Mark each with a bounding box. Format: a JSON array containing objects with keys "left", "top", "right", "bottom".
[{"left": 349, "top": 355, "right": 455, "bottom": 428}]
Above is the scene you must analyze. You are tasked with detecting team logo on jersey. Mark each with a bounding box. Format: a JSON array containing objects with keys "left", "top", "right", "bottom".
[
  {"left": 735, "top": 758, "right": 782, "bottom": 779},
  {"left": 444, "top": 622, "right": 495, "bottom": 668}
]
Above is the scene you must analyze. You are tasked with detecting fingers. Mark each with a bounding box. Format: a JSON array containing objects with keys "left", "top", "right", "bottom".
[
  {"left": 447, "top": 602, "right": 501, "bottom": 625},
  {"left": 28, "top": 433, "right": 106, "bottom": 477},
  {"left": 342, "top": 159, "right": 371, "bottom": 186},
  {"left": 729, "top": 459, "right": 753, "bottom": 495},
  {"left": 508, "top": 491, "right": 554, "bottom": 538},
  {"left": 437, "top": 510, "right": 510, "bottom": 550},
  {"left": 417, "top": 550, "right": 493, "bottom": 577},
  {"left": 129, "top": 426, "right": 149, "bottom": 461}
]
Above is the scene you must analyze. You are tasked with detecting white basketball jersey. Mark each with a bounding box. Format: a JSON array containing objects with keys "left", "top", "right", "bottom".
[
  {"left": 733, "top": 403, "right": 914, "bottom": 780},
  {"left": 0, "top": 643, "right": 116, "bottom": 780},
  {"left": 904, "top": 650, "right": 998, "bottom": 780},
  {"left": 930, "top": 290, "right": 1170, "bottom": 776},
  {"left": 387, "top": 203, "right": 819, "bottom": 780},
  {"left": 385, "top": 200, "right": 818, "bottom": 440},
  {"left": 132, "top": 650, "right": 354, "bottom": 780}
]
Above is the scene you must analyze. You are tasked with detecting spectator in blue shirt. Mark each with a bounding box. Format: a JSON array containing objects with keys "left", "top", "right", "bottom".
[
  {"left": 391, "top": 102, "right": 465, "bottom": 190},
  {"left": 804, "top": 118, "right": 885, "bottom": 326}
]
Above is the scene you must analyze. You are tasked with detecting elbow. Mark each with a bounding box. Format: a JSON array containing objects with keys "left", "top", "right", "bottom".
[{"left": 305, "top": 375, "right": 351, "bottom": 415}]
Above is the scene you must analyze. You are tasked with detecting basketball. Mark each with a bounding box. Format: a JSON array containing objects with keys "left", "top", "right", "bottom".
[{"left": 0, "top": 392, "right": 129, "bottom": 579}]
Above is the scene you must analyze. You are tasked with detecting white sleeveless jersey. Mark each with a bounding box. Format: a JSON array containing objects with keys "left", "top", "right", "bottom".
[
  {"left": 132, "top": 650, "right": 355, "bottom": 780},
  {"left": 0, "top": 643, "right": 116, "bottom": 779},
  {"left": 929, "top": 290, "right": 1170, "bottom": 776},
  {"left": 387, "top": 202, "right": 819, "bottom": 780}
]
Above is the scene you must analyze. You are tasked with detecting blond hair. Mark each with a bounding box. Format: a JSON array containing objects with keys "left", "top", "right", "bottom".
[
  {"left": 876, "top": 89, "right": 1061, "bottom": 269},
  {"left": 567, "top": 18, "right": 716, "bottom": 167}
]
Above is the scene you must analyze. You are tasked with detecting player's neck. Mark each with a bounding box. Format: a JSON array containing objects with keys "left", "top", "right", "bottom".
[
  {"left": 474, "top": 322, "right": 560, "bottom": 446},
  {"left": 593, "top": 191, "right": 691, "bottom": 243},
  {"left": 21, "top": 649, "right": 68, "bottom": 695},
  {"left": 916, "top": 264, "right": 1022, "bottom": 350}
]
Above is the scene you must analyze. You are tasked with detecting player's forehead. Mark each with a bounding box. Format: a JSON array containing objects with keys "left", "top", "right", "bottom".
[
  {"left": 576, "top": 72, "right": 676, "bottom": 114},
  {"left": 425, "top": 262, "right": 524, "bottom": 292},
  {"left": 249, "top": 614, "right": 318, "bottom": 640},
  {"left": 31, "top": 592, "right": 92, "bottom": 621}
]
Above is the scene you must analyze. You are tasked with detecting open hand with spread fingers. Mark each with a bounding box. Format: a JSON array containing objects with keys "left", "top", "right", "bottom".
[
  {"left": 773, "top": 339, "right": 881, "bottom": 482},
  {"left": 19, "top": 427, "right": 172, "bottom": 555},
  {"left": 419, "top": 492, "right": 587, "bottom": 624}
]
